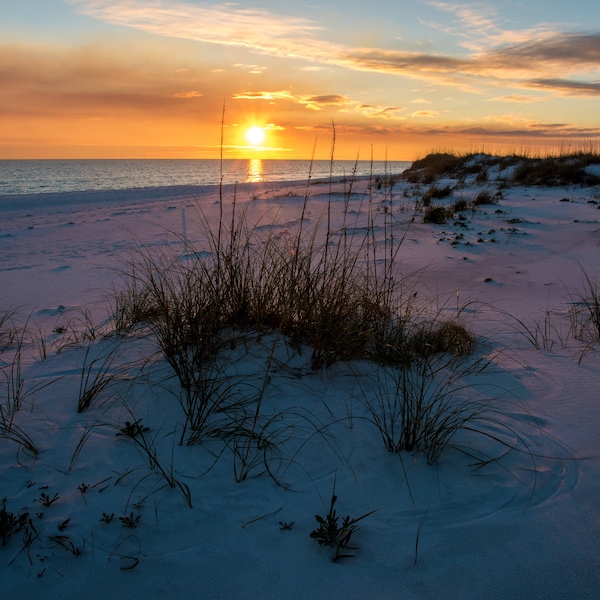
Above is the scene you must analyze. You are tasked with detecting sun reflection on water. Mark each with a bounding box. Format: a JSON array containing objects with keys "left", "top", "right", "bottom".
[{"left": 246, "top": 158, "right": 264, "bottom": 183}]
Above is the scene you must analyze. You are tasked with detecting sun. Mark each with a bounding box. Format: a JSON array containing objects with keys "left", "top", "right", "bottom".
[{"left": 246, "top": 126, "right": 265, "bottom": 146}]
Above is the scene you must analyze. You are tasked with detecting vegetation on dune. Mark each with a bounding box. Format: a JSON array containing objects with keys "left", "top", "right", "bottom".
[
  {"left": 402, "top": 149, "right": 600, "bottom": 187},
  {"left": 3, "top": 150, "right": 600, "bottom": 574}
]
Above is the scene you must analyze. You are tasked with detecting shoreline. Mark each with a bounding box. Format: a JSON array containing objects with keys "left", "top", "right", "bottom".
[{"left": 0, "top": 175, "right": 374, "bottom": 210}]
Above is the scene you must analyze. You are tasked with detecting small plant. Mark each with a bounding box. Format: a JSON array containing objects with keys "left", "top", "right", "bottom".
[
  {"left": 49, "top": 535, "right": 82, "bottom": 557},
  {"left": 100, "top": 512, "right": 115, "bottom": 523},
  {"left": 279, "top": 521, "right": 294, "bottom": 530},
  {"left": 310, "top": 482, "right": 376, "bottom": 562},
  {"left": 119, "top": 512, "right": 141, "bottom": 528},
  {"left": 35, "top": 492, "right": 59, "bottom": 507},
  {"left": 115, "top": 419, "right": 149, "bottom": 437}
]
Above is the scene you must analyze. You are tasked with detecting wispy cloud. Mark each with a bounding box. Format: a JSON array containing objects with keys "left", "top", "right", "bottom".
[
  {"left": 346, "top": 33, "right": 600, "bottom": 95},
  {"left": 301, "top": 120, "right": 600, "bottom": 139},
  {"left": 488, "top": 95, "right": 546, "bottom": 103},
  {"left": 233, "top": 90, "right": 406, "bottom": 120},
  {"left": 68, "top": 1, "right": 600, "bottom": 97},
  {"left": 411, "top": 110, "right": 439, "bottom": 118},
  {"left": 528, "top": 78, "right": 600, "bottom": 95},
  {"left": 172, "top": 90, "right": 203, "bottom": 98},
  {"left": 356, "top": 104, "right": 405, "bottom": 119},
  {"left": 69, "top": 0, "right": 336, "bottom": 60},
  {"left": 425, "top": 1, "right": 502, "bottom": 45},
  {"left": 479, "top": 33, "right": 600, "bottom": 69},
  {"left": 232, "top": 90, "right": 352, "bottom": 110}
]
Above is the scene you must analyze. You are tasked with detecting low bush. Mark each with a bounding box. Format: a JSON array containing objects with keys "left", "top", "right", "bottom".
[
  {"left": 473, "top": 189, "right": 501, "bottom": 206},
  {"left": 423, "top": 205, "right": 451, "bottom": 224},
  {"left": 422, "top": 184, "right": 453, "bottom": 206},
  {"left": 402, "top": 153, "right": 467, "bottom": 184}
]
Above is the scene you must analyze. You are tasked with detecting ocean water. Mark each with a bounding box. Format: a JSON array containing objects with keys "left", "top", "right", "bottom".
[{"left": 0, "top": 159, "right": 411, "bottom": 196}]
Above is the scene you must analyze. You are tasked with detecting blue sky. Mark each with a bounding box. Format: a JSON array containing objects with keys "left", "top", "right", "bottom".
[{"left": 1, "top": 0, "right": 599, "bottom": 158}]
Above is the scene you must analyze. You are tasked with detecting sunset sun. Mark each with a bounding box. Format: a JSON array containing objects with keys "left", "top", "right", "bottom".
[{"left": 246, "top": 126, "right": 265, "bottom": 146}]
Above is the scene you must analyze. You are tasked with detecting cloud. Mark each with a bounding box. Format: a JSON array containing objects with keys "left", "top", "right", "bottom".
[
  {"left": 69, "top": 1, "right": 600, "bottom": 97},
  {"left": 300, "top": 119, "right": 600, "bottom": 140},
  {"left": 69, "top": 0, "right": 335, "bottom": 60},
  {"left": 264, "top": 123, "right": 286, "bottom": 131},
  {"left": 488, "top": 95, "right": 546, "bottom": 103},
  {"left": 425, "top": 1, "right": 501, "bottom": 42},
  {"left": 172, "top": 91, "right": 203, "bottom": 98},
  {"left": 0, "top": 42, "right": 216, "bottom": 118},
  {"left": 232, "top": 90, "right": 352, "bottom": 110},
  {"left": 527, "top": 78, "right": 600, "bottom": 96},
  {"left": 357, "top": 105, "right": 406, "bottom": 119},
  {"left": 411, "top": 110, "right": 439, "bottom": 117},
  {"left": 482, "top": 33, "right": 600, "bottom": 67},
  {"left": 234, "top": 90, "right": 407, "bottom": 120}
]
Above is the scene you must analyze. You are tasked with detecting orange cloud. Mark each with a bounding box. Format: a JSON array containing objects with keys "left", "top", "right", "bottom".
[{"left": 232, "top": 90, "right": 352, "bottom": 111}]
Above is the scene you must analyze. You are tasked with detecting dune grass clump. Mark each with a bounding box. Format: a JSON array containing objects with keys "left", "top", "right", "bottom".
[
  {"left": 453, "top": 198, "right": 470, "bottom": 212},
  {"left": 512, "top": 155, "right": 600, "bottom": 187},
  {"left": 0, "top": 498, "right": 35, "bottom": 548},
  {"left": 369, "top": 317, "right": 475, "bottom": 368},
  {"left": 108, "top": 172, "right": 477, "bottom": 469},
  {"left": 0, "top": 312, "right": 56, "bottom": 455},
  {"left": 111, "top": 182, "right": 414, "bottom": 448},
  {"left": 570, "top": 268, "right": 600, "bottom": 343},
  {"left": 423, "top": 205, "right": 451, "bottom": 224},
  {"left": 422, "top": 184, "right": 454, "bottom": 206},
  {"left": 402, "top": 153, "right": 467, "bottom": 184},
  {"left": 473, "top": 188, "right": 501, "bottom": 206},
  {"left": 361, "top": 349, "right": 519, "bottom": 465}
]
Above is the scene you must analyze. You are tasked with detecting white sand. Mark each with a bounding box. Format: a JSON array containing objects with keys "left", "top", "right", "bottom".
[{"left": 1, "top": 171, "right": 599, "bottom": 599}]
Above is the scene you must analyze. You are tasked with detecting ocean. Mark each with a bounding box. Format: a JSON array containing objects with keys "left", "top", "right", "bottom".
[{"left": 0, "top": 159, "right": 411, "bottom": 196}]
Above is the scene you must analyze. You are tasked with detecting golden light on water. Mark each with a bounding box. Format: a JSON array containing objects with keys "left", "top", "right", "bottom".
[{"left": 246, "top": 158, "right": 264, "bottom": 183}]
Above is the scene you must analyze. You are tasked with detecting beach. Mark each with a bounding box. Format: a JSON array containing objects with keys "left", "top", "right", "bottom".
[{"left": 1, "top": 158, "right": 600, "bottom": 599}]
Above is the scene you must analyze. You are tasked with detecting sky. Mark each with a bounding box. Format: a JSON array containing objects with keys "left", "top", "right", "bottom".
[{"left": 1, "top": 0, "right": 599, "bottom": 160}]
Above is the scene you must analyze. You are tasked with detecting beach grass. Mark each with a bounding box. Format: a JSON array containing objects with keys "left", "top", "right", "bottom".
[{"left": 2, "top": 149, "right": 600, "bottom": 589}]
